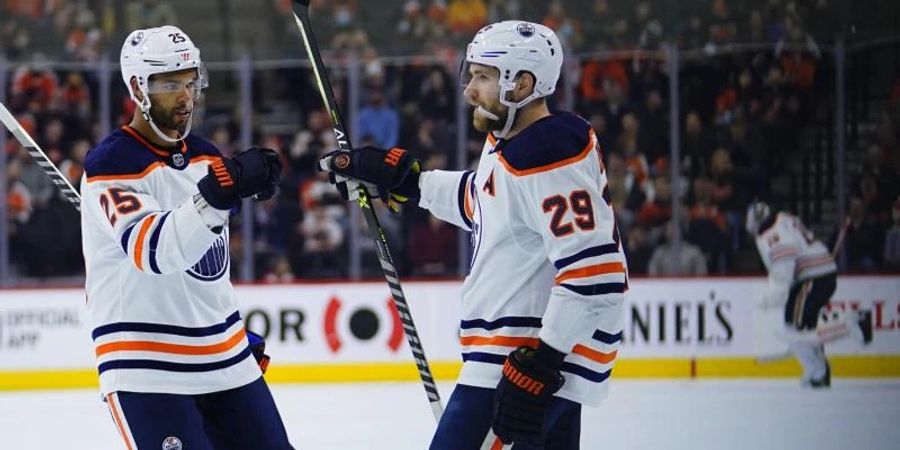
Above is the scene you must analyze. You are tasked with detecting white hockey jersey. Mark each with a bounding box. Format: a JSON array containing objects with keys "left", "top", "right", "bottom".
[
  {"left": 81, "top": 126, "right": 261, "bottom": 396},
  {"left": 418, "top": 112, "right": 626, "bottom": 406},
  {"left": 754, "top": 212, "right": 837, "bottom": 306}
]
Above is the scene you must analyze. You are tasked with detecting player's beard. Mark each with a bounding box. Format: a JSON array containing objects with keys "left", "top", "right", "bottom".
[
  {"left": 472, "top": 103, "right": 507, "bottom": 134},
  {"left": 149, "top": 102, "right": 189, "bottom": 137}
]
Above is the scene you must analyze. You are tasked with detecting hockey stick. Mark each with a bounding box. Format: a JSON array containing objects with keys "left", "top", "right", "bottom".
[
  {"left": 0, "top": 102, "right": 81, "bottom": 210},
  {"left": 289, "top": 0, "right": 445, "bottom": 422},
  {"left": 754, "top": 217, "right": 851, "bottom": 363}
]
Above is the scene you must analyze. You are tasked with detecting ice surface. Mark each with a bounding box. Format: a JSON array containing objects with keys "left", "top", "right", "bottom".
[{"left": 1, "top": 379, "right": 897, "bottom": 449}]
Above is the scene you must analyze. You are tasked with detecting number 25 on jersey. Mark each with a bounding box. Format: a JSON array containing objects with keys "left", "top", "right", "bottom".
[{"left": 99, "top": 188, "right": 142, "bottom": 226}]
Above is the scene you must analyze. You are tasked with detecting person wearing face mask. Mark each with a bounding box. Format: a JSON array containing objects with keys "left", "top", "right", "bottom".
[
  {"left": 320, "top": 21, "right": 627, "bottom": 449},
  {"left": 80, "top": 26, "right": 293, "bottom": 449}
]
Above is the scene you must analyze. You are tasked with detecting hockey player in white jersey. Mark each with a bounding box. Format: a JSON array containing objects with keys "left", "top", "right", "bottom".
[
  {"left": 321, "top": 21, "right": 626, "bottom": 448},
  {"left": 746, "top": 202, "right": 872, "bottom": 387},
  {"left": 81, "top": 26, "right": 294, "bottom": 449}
]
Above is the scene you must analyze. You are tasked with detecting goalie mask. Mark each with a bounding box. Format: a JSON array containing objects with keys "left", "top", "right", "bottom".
[
  {"left": 460, "top": 21, "right": 563, "bottom": 139},
  {"left": 745, "top": 201, "right": 772, "bottom": 235},
  {"left": 120, "top": 25, "right": 208, "bottom": 143}
]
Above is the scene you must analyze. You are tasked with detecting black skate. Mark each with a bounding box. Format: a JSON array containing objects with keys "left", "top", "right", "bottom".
[{"left": 858, "top": 309, "right": 873, "bottom": 345}]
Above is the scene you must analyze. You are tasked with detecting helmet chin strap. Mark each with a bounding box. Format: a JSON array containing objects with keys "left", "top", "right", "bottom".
[{"left": 492, "top": 80, "right": 541, "bottom": 139}]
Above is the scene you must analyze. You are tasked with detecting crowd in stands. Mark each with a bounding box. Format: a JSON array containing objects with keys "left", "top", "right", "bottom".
[{"left": 2, "top": 0, "right": 898, "bottom": 281}]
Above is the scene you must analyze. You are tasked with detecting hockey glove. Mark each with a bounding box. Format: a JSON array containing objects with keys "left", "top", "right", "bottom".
[
  {"left": 320, "top": 146, "right": 421, "bottom": 212},
  {"left": 492, "top": 341, "right": 566, "bottom": 446},
  {"left": 246, "top": 330, "right": 271, "bottom": 374},
  {"left": 197, "top": 148, "right": 282, "bottom": 209}
]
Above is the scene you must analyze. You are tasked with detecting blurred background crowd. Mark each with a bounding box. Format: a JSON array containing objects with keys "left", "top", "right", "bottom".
[{"left": 1, "top": 0, "right": 899, "bottom": 284}]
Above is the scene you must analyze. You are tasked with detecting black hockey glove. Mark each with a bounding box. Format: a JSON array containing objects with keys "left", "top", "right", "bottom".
[
  {"left": 197, "top": 147, "right": 282, "bottom": 209},
  {"left": 320, "top": 146, "right": 421, "bottom": 212},
  {"left": 493, "top": 341, "right": 566, "bottom": 446},
  {"left": 246, "top": 330, "right": 271, "bottom": 374}
]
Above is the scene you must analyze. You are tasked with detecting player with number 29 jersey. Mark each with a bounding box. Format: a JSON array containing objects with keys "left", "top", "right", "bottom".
[{"left": 420, "top": 111, "right": 626, "bottom": 406}]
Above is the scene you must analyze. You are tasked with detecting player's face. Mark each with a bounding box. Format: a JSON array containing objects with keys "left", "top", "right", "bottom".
[
  {"left": 463, "top": 64, "right": 507, "bottom": 133},
  {"left": 147, "top": 69, "right": 198, "bottom": 136}
]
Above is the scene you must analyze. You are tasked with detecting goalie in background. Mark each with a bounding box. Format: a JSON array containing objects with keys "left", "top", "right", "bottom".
[{"left": 746, "top": 201, "right": 873, "bottom": 387}]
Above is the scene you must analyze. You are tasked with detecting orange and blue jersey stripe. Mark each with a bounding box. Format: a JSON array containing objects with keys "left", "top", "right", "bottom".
[
  {"left": 457, "top": 170, "right": 475, "bottom": 229},
  {"left": 459, "top": 316, "right": 621, "bottom": 383},
  {"left": 553, "top": 243, "right": 627, "bottom": 296},
  {"left": 120, "top": 212, "right": 171, "bottom": 274},
  {"left": 92, "top": 312, "right": 251, "bottom": 375}
]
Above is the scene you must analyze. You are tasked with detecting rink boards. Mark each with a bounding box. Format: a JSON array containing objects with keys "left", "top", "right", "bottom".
[{"left": 0, "top": 276, "right": 897, "bottom": 390}]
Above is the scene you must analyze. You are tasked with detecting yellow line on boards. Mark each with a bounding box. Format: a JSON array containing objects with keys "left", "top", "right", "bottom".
[{"left": 1, "top": 356, "right": 898, "bottom": 391}]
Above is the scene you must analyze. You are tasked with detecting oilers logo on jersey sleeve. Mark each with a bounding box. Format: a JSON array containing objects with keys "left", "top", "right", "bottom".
[{"left": 187, "top": 229, "right": 229, "bottom": 281}]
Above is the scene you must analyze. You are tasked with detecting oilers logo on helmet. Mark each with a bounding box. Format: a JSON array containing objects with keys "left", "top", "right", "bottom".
[
  {"left": 130, "top": 31, "right": 144, "bottom": 47},
  {"left": 516, "top": 22, "right": 535, "bottom": 37},
  {"left": 187, "top": 232, "right": 229, "bottom": 281}
]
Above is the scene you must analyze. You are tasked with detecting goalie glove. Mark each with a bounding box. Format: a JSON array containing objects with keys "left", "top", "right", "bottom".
[
  {"left": 319, "top": 146, "right": 421, "bottom": 212},
  {"left": 492, "top": 340, "right": 566, "bottom": 446}
]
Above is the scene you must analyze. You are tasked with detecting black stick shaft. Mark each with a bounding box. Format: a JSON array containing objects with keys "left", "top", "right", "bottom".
[{"left": 290, "top": 0, "right": 444, "bottom": 421}]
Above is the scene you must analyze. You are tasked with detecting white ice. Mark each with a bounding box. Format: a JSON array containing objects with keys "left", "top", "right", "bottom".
[{"left": 1, "top": 379, "right": 898, "bottom": 449}]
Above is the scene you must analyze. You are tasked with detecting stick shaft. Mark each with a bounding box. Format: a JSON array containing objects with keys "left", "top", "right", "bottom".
[
  {"left": 0, "top": 102, "right": 81, "bottom": 210},
  {"left": 290, "top": 0, "right": 444, "bottom": 421}
]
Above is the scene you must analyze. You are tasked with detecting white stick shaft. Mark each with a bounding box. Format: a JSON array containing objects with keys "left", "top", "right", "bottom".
[{"left": 0, "top": 102, "right": 82, "bottom": 210}]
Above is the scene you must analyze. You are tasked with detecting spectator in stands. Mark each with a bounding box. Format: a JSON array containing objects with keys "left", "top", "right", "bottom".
[
  {"left": 356, "top": 88, "right": 400, "bottom": 149},
  {"left": 124, "top": 0, "right": 178, "bottom": 31},
  {"left": 60, "top": 72, "right": 91, "bottom": 119},
  {"left": 648, "top": 220, "right": 708, "bottom": 276},
  {"left": 542, "top": 1, "right": 583, "bottom": 49},
  {"left": 417, "top": 66, "right": 454, "bottom": 120},
  {"left": 606, "top": 151, "right": 645, "bottom": 233},
  {"left": 615, "top": 112, "right": 652, "bottom": 168},
  {"left": 298, "top": 205, "right": 345, "bottom": 277},
  {"left": 264, "top": 255, "right": 296, "bottom": 283},
  {"left": 487, "top": 0, "right": 524, "bottom": 23},
  {"left": 687, "top": 177, "right": 728, "bottom": 272},
  {"left": 625, "top": 226, "right": 653, "bottom": 275},
  {"left": 637, "top": 88, "right": 668, "bottom": 164},
  {"left": 446, "top": 0, "right": 487, "bottom": 37},
  {"left": 65, "top": 9, "right": 103, "bottom": 62},
  {"left": 843, "top": 196, "right": 886, "bottom": 271},
  {"left": 583, "top": 0, "right": 616, "bottom": 50},
  {"left": 11, "top": 61, "right": 58, "bottom": 112},
  {"left": 884, "top": 196, "right": 900, "bottom": 270},
  {"left": 637, "top": 175, "right": 672, "bottom": 231},
  {"left": 290, "top": 109, "right": 337, "bottom": 178},
  {"left": 681, "top": 111, "right": 714, "bottom": 178},
  {"left": 707, "top": 0, "right": 738, "bottom": 46},
  {"left": 396, "top": 0, "right": 444, "bottom": 51},
  {"left": 408, "top": 215, "right": 458, "bottom": 275}
]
